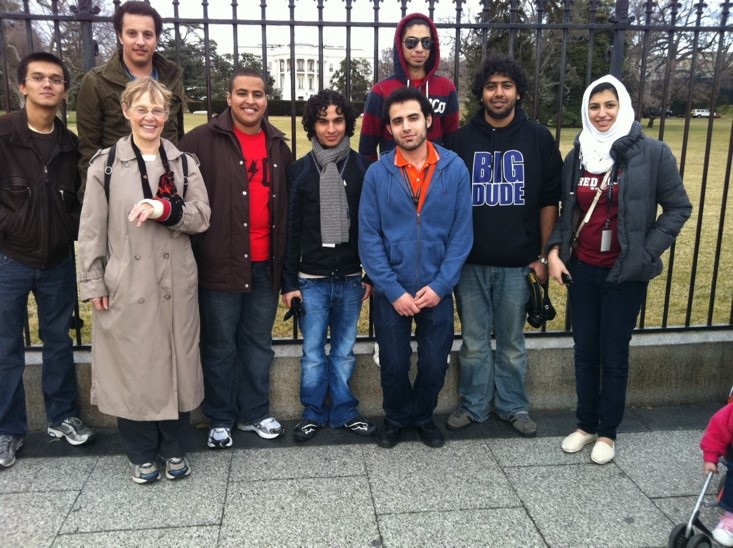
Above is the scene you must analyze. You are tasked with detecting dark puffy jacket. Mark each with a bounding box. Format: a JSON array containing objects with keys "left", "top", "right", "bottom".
[
  {"left": 283, "top": 149, "right": 372, "bottom": 293},
  {"left": 547, "top": 122, "right": 692, "bottom": 283},
  {"left": 0, "top": 110, "right": 80, "bottom": 268},
  {"left": 179, "top": 110, "right": 291, "bottom": 292}
]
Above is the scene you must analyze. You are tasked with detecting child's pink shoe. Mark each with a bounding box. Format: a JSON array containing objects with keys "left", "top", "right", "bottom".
[{"left": 713, "top": 511, "right": 733, "bottom": 547}]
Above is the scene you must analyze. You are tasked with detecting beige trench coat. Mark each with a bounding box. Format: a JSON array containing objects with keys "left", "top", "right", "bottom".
[{"left": 78, "top": 136, "right": 210, "bottom": 421}]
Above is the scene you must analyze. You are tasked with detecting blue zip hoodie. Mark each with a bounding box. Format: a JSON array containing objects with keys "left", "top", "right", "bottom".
[{"left": 358, "top": 144, "right": 473, "bottom": 303}]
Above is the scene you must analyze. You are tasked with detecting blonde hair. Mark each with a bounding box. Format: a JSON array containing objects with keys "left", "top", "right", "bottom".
[{"left": 120, "top": 76, "right": 172, "bottom": 112}]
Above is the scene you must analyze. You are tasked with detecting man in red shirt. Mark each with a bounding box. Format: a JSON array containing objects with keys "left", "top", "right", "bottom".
[{"left": 180, "top": 69, "right": 292, "bottom": 449}]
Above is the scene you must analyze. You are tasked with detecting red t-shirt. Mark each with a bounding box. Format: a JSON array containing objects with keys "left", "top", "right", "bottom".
[
  {"left": 574, "top": 169, "right": 621, "bottom": 268},
  {"left": 234, "top": 127, "right": 270, "bottom": 262}
]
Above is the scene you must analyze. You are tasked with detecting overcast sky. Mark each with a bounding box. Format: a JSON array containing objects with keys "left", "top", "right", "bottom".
[{"left": 144, "top": 0, "right": 477, "bottom": 59}]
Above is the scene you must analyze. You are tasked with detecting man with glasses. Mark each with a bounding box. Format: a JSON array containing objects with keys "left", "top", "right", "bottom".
[
  {"left": 0, "top": 52, "right": 95, "bottom": 469},
  {"left": 359, "top": 12, "right": 459, "bottom": 162},
  {"left": 76, "top": 0, "right": 184, "bottom": 198}
]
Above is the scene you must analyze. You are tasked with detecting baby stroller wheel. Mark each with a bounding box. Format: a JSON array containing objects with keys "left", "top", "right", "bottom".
[
  {"left": 669, "top": 523, "right": 692, "bottom": 547},
  {"left": 686, "top": 533, "right": 712, "bottom": 547}
]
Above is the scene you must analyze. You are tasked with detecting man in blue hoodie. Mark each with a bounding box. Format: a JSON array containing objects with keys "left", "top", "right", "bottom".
[
  {"left": 444, "top": 55, "right": 562, "bottom": 437},
  {"left": 359, "top": 87, "right": 473, "bottom": 449}
]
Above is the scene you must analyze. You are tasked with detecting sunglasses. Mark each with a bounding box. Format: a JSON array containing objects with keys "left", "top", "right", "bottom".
[{"left": 403, "top": 37, "right": 434, "bottom": 50}]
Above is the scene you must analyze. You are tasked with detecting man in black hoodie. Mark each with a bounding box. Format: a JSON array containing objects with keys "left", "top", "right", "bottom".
[{"left": 444, "top": 56, "right": 562, "bottom": 437}]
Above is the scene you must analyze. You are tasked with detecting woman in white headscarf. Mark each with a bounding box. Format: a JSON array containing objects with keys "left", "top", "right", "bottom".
[{"left": 546, "top": 75, "right": 691, "bottom": 464}]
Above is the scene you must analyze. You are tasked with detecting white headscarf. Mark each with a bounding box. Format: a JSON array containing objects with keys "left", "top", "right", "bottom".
[{"left": 578, "top": 74, "right": 635, "bottom": 174}]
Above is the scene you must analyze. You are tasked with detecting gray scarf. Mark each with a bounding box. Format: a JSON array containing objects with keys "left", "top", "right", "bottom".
[{"left": 311, "top": 136, "right": 351, "bottom": 245}]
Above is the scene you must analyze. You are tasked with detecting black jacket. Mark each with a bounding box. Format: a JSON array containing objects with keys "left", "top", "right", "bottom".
[
  {"left": 0, "top": 110, "right": 80, "bottom": 268},
  {"left": 282, "top": 149, "right": 372, "bottom": 293},
  {"left": 547, "top": 122, "right": 692, "bottom": 283},
  {"left": 445, "top": 108, "right": 562, "bottom": 267}
]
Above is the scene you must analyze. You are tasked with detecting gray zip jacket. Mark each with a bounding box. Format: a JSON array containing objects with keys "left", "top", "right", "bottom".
[{"left": 547, "top": 122, "right": 691, "bottom": 283}]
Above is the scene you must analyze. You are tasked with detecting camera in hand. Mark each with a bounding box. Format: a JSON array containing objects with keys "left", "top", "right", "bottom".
[
  {"left": 526, "top": 270, "right": 556, "bottom": 328},
  {"left": 283, "top": 297, "right": 305, "bottom": 321}
]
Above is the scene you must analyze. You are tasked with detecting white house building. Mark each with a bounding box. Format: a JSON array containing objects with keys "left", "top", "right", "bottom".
[{"left": 240, "top": 42, "right": 368, "bottom": 101}]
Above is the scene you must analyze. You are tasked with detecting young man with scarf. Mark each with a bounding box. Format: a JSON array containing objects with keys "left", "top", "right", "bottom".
[{"left": 282, "top": 90, "right": 375, "bottom": 442}]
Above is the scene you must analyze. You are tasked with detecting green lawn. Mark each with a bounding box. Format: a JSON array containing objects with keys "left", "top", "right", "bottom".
[{"left": 26, "top": 114, "right": 732, "bottom": 344}]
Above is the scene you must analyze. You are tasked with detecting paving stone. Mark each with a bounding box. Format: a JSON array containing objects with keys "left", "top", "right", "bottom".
[
  {"left": 364, "top": 440, "right": 519, "bottom": 514},
  {"left": 653, "top": 495, "right": 722, "bottom": 538},
  {"left": 506, "top": 463, "right": 675, "bottom": 547},
  {"left": 53, "top": 525, "right": 220, "bottom": 547},
  {"left": 60, "top": 453, "right": 229, "bottom": 534},
  {"left": 229, "top": 445, "right": 365, "bottom": 482},
  {"left": 0, "top": 456, "right": 97, "bottom": 493},
  {"left": 219, "top": 476, "right": 379, "bottom": 547},
  {"left": 0, "top": 491, "right": 78, "bottom": 548},
  {"left": 378, "top": 508, "right": 547, "bottom": 547},
  {"left": 614, "top": 430, "right": 706, "bottom": 497}
]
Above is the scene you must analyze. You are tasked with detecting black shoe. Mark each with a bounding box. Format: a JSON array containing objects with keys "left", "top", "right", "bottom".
[
  {"left": 293, "top": 420, "right": 321, "bottom": 442},
  {"left": 376, "top": 421, "right": 401, "bottom": 448},
  {"left": 343, "top": 416, "right": 376, "bottom": 437},
  {"left": 416, "top": 421, "right": 445, "bottom": 448}
]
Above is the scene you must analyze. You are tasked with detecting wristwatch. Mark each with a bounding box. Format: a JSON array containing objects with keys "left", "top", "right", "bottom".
[{"left": 538, "top": 255, "right": 548, "bottom": 266}]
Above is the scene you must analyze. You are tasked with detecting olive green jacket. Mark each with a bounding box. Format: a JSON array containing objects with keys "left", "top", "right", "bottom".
[{"left": 76, "top": 50, "right": 185, "bottom": 198}]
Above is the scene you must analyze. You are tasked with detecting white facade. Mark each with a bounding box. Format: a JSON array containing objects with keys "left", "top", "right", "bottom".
[{"left": 240, "top": 43, "right": 367, "bottom": 101}]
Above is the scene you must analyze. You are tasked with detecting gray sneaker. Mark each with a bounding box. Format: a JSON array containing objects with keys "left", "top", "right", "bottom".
[
  {"left": 47, "top": 417, "right": 95, "bottom": 446},
  {"left": 446, "top": 409, "right": 476, "bottom": 431},
  {"left": 236, "top": 417, "right": 284, "bottom": 439},
  {"left": 164, "top": 457, "right": 191, "bottom": 480},
  {"left": 506, "top": 412, "right": 537, "bottom": 438},
  {"left": 131, "top": 461, "right": 161, "bottom": 484},
  {"left": 0, "top": 435, "right": 23, "bottom": 468}
]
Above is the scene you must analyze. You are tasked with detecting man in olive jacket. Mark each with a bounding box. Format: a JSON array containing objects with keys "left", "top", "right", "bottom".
[
  {"left": 179, "top": 68, "right": 292, "bottom": 450},
  {"left": 76, "top": 1, "right": 184, "bottom": 197}
]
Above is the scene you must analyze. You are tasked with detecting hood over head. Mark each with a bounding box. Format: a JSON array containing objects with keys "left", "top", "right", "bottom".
[{"left": 393, "top": 13, "right": 440, "bottom": 85}]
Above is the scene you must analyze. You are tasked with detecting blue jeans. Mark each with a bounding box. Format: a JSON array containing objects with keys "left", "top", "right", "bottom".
[
  {"left": 298, "top": 275, "right": 364, "bottom": 427},
  {"left": 0, "top": 253, "right": 78, "bottom": 437},
  {"left": 199, "top": 262, "right": 279, "bottom": 427},
  {"left": 373, "top": 292, "right": 454, "bottom": 427},
  {"left": 568, "top": 259, "right": 647, "bottom": 440},
  {"left": 455, "top": 264, "right": 530, "bottom": 422}
]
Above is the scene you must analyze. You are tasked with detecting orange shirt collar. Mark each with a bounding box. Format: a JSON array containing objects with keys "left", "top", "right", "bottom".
[{"left": 394, "top": 141, "right": 440, "bottom": 169}]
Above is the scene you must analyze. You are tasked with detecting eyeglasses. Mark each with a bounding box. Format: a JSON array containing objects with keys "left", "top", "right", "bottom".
[
  {"left": 132, "top": 107, "right": 167, "bottom": 118},
  {"left": 25, "top": 74, "right": 66, "bottom": 86},
  {"left": 402, "top": 37, "right": 434, "bottom": 50}
]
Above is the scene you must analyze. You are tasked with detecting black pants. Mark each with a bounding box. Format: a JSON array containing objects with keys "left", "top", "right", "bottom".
[{"left": 117, "top": 412, "right": 191, "bottom": 465}]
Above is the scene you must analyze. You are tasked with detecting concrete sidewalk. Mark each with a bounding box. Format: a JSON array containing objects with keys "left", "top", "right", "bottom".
[{"left": 1, "top": 403, "right": 727, "bottom": 547}]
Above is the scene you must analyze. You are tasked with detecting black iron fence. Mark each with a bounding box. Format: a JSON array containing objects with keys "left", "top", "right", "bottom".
[{"left": 2, "top": 0, "right": 733, "bottom": 348}]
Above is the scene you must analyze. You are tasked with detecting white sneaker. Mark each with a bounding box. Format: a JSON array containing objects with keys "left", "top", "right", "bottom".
[
  {"left": 236, "top": 417, "right": 284, "bottom": 439},
  {"left": 590, "top": 440, "right": 615, "bottom": 464},
  {"left": 713, "top": 513, "right": 733, "bottom": 547},
  {"left": 561, "top": 431, "right": 597, "bottom": 453},
  {"left": 207, "top": 427, "right": 233, "bottom": 449}
]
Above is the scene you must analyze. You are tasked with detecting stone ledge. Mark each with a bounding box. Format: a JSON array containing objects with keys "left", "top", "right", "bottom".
[{"left": 22, "top": 330, "right": 733, "bottom": 430}]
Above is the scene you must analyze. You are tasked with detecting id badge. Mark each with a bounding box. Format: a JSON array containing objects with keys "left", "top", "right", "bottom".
[{"left": 600, "top": 220, "right": 611, "bottom": 252}]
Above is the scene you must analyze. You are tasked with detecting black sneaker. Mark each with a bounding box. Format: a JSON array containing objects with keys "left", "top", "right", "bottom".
[
  {"left": 343, "top": 416, "right": 376, "bottom": 437},
  {"left": 416, "top": 421, "right": 445, "bottom": 448},
  {"left": 376, "top": 421, "right": 401, "bottom": 449},
  {"left": 293, "top": 420, "right": 321, "bottom": 442}
]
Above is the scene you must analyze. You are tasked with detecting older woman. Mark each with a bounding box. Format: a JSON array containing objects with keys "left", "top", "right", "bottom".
[
  {"left": 547, "top": 75, "right": 691, "bottom": 464},
  {"left": 78, "top": 78, "right": 210, "bottom": 484}
]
